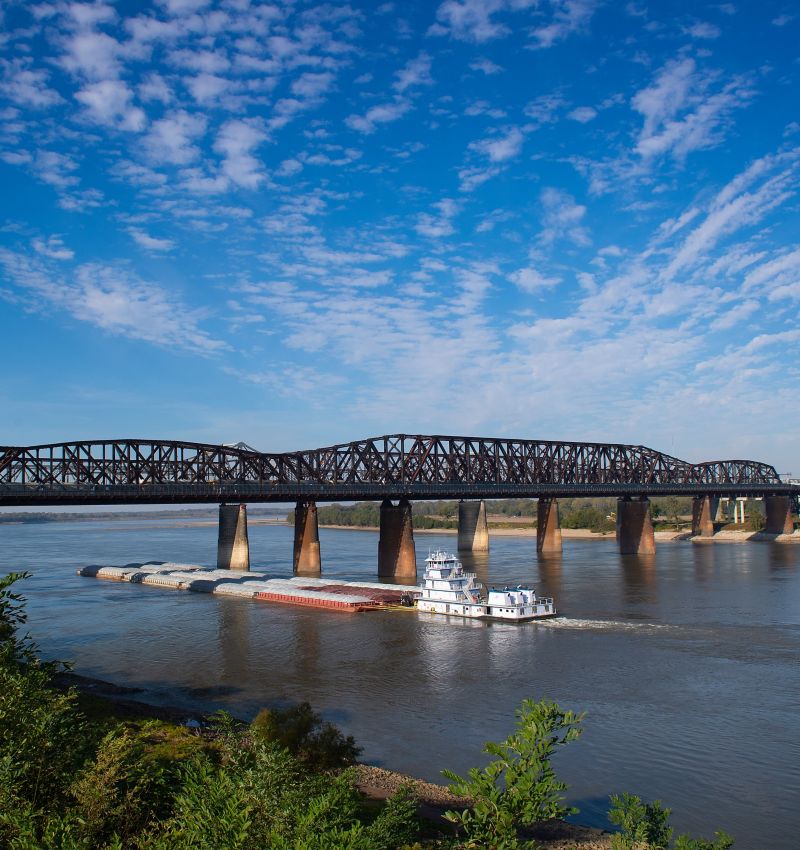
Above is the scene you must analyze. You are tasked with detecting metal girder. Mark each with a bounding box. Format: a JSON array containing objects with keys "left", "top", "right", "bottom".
[{"left": 0, "top": 435, "right": 792, "bottom": 506}]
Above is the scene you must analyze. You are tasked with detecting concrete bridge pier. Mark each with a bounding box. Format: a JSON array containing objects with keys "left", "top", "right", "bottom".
[
  {"left": 765, "top": 496, "right": 794, "bottom": 535},
  {"left": 537, "top": 498, "right": 562, "bottom": 554},
  {"left": 458, "top": 500, "right": 489, "bottom": 551},
  {"left": 217, "top": 503, "right": 250, "bottom": 570},
  {"left": 617, "top": 497, "right": 656, "bottom": 555},
  {"left": 691, "top": 496, "right": 717, "bottom": 537},
  {"left": 378, "top": 498, "right": 417, "bottom": 579},
  {"left": 293, "top": 501, "right": 321, "bottom": 575}
]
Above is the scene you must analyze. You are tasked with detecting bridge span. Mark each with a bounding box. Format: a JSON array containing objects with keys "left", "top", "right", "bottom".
[{"left": 1, "top": 435, "right": 797, "bottom": 577}]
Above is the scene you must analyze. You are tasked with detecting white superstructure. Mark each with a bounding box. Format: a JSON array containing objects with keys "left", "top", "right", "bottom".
[{"left": 415, "top": 550, "right": 556, "bottom": 621}]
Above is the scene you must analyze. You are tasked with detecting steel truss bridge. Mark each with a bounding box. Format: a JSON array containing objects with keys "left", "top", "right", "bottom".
[{"left": 0, "top": 435, "right": 796, "bottom": 507}]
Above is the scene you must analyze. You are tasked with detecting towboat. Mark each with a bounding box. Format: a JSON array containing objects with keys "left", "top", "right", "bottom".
[{"left": 415, "top": 550, "right": 556, "bottom": 621}]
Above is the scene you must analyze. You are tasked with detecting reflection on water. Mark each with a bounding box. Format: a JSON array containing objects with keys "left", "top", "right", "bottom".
[
  {"left": 2, "top": 520, "right": 799, "bottom": 850},
  {"left": 619, "top": 554, "right": 657, "bottom": 604},
  {"left": 535, "top": 554, "right": 562, "bottom": 600}
]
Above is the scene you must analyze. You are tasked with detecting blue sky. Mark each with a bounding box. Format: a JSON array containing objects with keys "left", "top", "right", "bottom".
[{"left": 1, "top": 0, "right": 798, "bottom": 472}]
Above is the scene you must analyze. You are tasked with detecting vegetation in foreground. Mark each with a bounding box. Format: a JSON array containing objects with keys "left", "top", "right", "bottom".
[{"left": 1, "top": 572, "right": 735, "bottom": 849}]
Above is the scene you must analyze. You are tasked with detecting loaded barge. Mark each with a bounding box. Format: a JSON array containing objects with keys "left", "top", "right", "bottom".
[{"left": 78, "top": 563, "right": 412, "bottom": 613}]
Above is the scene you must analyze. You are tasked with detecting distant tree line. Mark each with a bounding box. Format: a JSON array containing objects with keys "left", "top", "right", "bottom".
[{"left": 285, "top": 496, "right": 777, "bottom": 534}]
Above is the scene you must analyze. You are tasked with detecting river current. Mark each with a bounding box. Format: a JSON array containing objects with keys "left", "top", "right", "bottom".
[{"left": 3, "top": 518, "right": 799, "bottom": 849}]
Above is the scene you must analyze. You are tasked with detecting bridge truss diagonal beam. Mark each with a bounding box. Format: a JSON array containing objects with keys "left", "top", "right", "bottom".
[{"left": 0, "top": 434, "right": 795, "bottom": 507}]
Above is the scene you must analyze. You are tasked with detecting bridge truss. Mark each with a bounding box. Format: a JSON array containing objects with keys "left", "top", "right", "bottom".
[{"left": 0, "top": 435, "right": 793, "bottom": 506}]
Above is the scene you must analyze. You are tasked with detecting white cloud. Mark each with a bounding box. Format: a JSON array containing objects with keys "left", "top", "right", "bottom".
[
  {"left": 138, "top": 73, "right": 172, "bottom": 103},
  {"left": 431, "top": 0, "right": 535, "bottom": 43},
  {"left": 143, "top": 110, "right": 207, "bottom": 165},
  {"left": 32, "top": 236, "right": 74, "bottom": 261},
  {"left": 568, "top": 106, "right": 597, "bottom": 123},
  {"left": 540, "top": 187, "right": 590, "bottom": 245},
  {"left": 529, "top": 0, "right": 597, "bottom": 48},
  {"left": 663, "top": 151, "right": 798, "bottom": 278},
  {"left": 632, "top": 57, "right": 754, "bottom": 162},
  {"left": 0, "top": 62, "right": 64, "bottom": 108},
  {"left": 415, "top": 198, "right": 460, "bottom": 238},
  {"left": 291, "top": 72, "right": 335, "bottom": 100},
  {"left": 510, "top": 266, "right": 562, "bottom": 292},
  {"left": 470, "top": 126, "right": 524, "bottom": 162},
  {"left": 213, "top": 120, "right": 267, "bottom": 189},
  {"left": 685, "top": 22, "right": 721, "bottom": 39},
  {"left": 129, "top": 229, "right": 175, "bottom": 252},
  {"left": 523, "top": 92, "right": 567, "bottom": 126},
  {"left": 0, "top": 250, "right": 224, "bottom": 354},
  {"left": 186, "top": 73, "right": 229, "bottom": 104},
  {"left": 61, "top": 30, "right": 124, "bottom": 81},
  {"left": 345, "top": 100, "right": 410, "bottom": 134},
  {"left": 709, "top": 299, "right": 760, "bottom": 330},
  {"left": 75, "top": 79, "right": 146, "bottom": 131},
  {"left": 393, "top": 52, "right": 433, "bottom": 92},
  {"left": 470, "top": 57, "right": 503, "bottom": 74}
]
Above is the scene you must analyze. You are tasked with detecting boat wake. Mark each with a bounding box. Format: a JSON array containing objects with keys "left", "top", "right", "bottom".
[{"left": 537, "top": 616, "right": 675, "bottom": 633}]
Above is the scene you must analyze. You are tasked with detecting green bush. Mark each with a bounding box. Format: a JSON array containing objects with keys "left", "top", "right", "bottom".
[
  {"left": 250, "top": 701, "right": 361, "bottom": 771},
  {"left": 609, "top": 793, "right": 734, "bottom": 850},
  {"left": 442, "top": 698, "right": 584, "bottom": 850}
]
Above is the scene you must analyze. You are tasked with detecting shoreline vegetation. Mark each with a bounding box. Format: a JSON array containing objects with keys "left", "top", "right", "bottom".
[
  {"left": 2, "top": 572, "right": 735, "bottom": 850},
  {"left": 286, "top": 497, "right": 779, "bottom": 537}
]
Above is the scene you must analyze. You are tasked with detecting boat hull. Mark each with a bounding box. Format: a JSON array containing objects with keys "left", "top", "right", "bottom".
[{"left": 416, "top": 599, "right": 557, "bottom": 621}]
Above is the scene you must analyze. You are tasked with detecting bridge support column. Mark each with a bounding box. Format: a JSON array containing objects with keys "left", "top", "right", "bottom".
[
  {"left": 617, "top": 497, "right": 656, "bottom": 555},
  {"left": 458, "top": 500, "right": 489, "bottom": 552},
  {"left": 691, "top": 496, "right": 716, "bottom": 537},
  {"left": 378, "top": 498, "right": 417, "bottom": 579},
  {"left": 217, "top": 503, "right": 250, "bottom": 571},
  {"left": 293, "top": 501, "right": 321, "bottom": 575},
  {"left": 537, "top": 498, "right": 562, "bottom": 554},
  {"left": 765, "top": 496, "right": 794, "bottom": 535}
]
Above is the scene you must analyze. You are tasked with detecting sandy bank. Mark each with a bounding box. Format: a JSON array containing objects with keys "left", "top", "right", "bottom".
[{"left": 317, "top": 523, "right": 619, "bottom": 540}]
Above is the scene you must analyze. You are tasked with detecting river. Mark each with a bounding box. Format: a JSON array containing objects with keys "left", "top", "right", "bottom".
[{"left": 3, "top": 518, "right": 799, "bottom": 849}]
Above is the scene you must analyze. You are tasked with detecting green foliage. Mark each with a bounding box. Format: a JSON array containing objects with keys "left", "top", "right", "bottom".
[
  {"left": 0, "top": 574, "right": 90, "bottom": 809},
  {"left": 673, "top": 831, "right": 734, "bottom": 850},
  {"left": 745, "top": 501, "right": 765, "bottom": 532},
  {"left": 250, "top": 701, "right": 361, "bottom": 771},
  {"left": 442, "top": 698, "right": 584, "bottom": 850},
  {"left": 609, "top": 793, "right": 734, "bottom": 850},
  {"left": 0, "top": 571, "right": 32, "bottom": 651},
  {"left": 609, "top": 793, "right": 672, "bottom": 850},
  {"left": 560, "top": 505, "right": 615, "bottom": 533}
]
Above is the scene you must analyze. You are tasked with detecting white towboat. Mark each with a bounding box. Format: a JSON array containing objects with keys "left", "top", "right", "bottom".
[{"left": 415, "top": 550, "right": 556, "bottom": 621}]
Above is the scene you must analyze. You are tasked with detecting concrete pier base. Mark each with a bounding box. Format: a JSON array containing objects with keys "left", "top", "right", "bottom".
[
  {"left": 691, "top": 496, "right": 717, "bottom": 537},
  {"left": 617, "top": 497, "right": 656, "bottom": 555},
  {"left": 765, "top": 496, "right": 794, "bottom": 535},
  {"left": 458, "top": 500, "right": 489, "bottom": 552},
  {"left": 378, "top": 498, "right": 417, "bottom": 579},
  {"left": 217, "top": 503, "right": 250, "bottom": 571},
  {"left": 293, "top": 501, "right": 321, "bottom": 575},
  {"left": 537, "top": 498, "right": 562, "bottom": 554}
]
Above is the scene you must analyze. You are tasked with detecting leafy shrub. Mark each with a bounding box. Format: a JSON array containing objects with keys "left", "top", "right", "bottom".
[
  {"left": 442, "top": 698, "right": 584, "bottom": 850},
  {"left": 609, "top": 793, "right": 734, "bottom": 850},
  {"left": 250, "top": 701, "right": 361, "bottom": 771},
  {"left": 609, "top": 793, "right": 672, "bottom": 849}
]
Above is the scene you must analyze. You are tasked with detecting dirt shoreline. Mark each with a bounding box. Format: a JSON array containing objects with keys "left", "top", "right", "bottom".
[
  {"left": 317, "top": 523, "right": 694, "bottom": 542},
  {"left": 56, "top": 671, "right": 611, "bottom": 848}
]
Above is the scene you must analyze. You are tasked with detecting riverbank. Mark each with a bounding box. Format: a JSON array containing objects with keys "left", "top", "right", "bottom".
[
  {"left": 318, "top": 523, "right": 697, "bottom": 542},
  {"left": 55, "top": 671, "right": 611, "bottom": 849}
]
